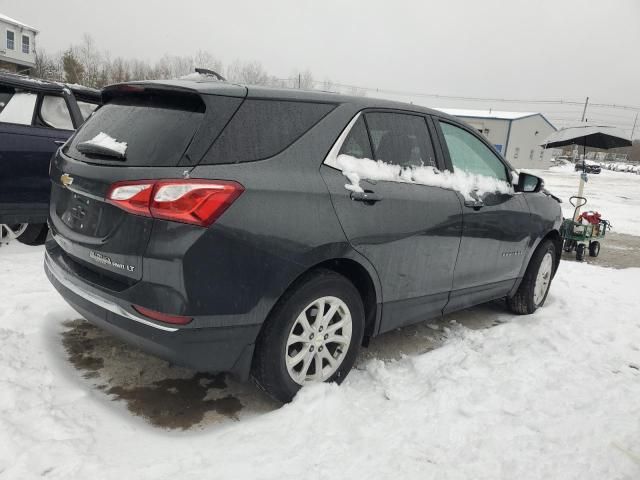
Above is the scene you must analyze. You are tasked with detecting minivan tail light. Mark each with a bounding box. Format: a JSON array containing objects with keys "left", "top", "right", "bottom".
[{"left": 106, "top": 179, "right": 244, "bottom": 227}]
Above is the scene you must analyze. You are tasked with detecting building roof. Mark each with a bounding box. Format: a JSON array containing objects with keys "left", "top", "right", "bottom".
[
  {"left": 0, "top": 13, "right": 38, "bottom": 32},
  {"left": 435, "top": 108, "right": 538, "bottom": 120}
]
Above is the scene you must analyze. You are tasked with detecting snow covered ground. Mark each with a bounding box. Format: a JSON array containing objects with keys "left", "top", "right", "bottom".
[
  {"left": 1, "top": 242, "right": 640, "bottom": 479},
  {"left": 525, "top": 165, "right": 640, "bottom": 236}
]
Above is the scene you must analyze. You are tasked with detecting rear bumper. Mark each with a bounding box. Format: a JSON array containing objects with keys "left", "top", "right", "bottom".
[{"left": 44, "top": 249, "right": 260, "bottom": 379}]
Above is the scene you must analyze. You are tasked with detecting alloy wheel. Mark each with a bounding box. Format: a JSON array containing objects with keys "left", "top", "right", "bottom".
[
  {"left": 285, "top": 296, "right": 353, "bottom": 385},
  {"left": 533, "top": 252, "right": 553, "bottom": 306}
]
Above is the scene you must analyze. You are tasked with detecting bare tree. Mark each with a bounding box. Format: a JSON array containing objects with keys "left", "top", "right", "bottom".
[
  {"left": 33, "top": 49, "right": 63, "bottom": 81},
  {"left": 194, "top": 50, "right": 223, "bottom": 74},
  {"left": 227, "top": 60, "right": 270, "bottom": 85}
]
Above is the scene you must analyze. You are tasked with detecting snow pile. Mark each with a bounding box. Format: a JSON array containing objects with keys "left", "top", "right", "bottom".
[
  {"left": 337, "top": 154, "right": 513, "bottom": 200},
  {"left": 77, "top": 132, "right": 127, "bottom": 158},
  {"left": 1, "top": 243, "right": 640, "bottom": 479}
]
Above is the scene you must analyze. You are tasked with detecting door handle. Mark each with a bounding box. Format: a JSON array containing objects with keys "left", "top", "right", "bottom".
[
  {"left": 53, "top": 140, "right": 66, "bottom": 145},
  {"left": 350, "top": 190, "right": 382, "bottom": 203},
  {"left": 464, "top": 199, "right": 484, "bottom": 210}
]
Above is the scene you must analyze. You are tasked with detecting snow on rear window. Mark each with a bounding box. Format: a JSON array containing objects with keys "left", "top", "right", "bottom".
[
  {"left": 336, "top": 154, "right": 513, "bottom": 201},
  {"left": 79, "top": 132, "right": 128, "bottom": 157}
]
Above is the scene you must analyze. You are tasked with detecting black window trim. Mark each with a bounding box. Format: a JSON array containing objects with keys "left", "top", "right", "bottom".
[{"left": 434, "top": 116, "right": 514, "bottom": 183}]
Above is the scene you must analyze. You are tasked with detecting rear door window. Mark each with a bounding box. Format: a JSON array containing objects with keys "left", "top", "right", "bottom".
[
  {"left": 66, "top": 93, "right": 206, "bottom": 166},
  {"left": 364, "top": 112, "right": 436, "bottom": 168},
  {"left": 39, "top": 95, "right": 73, "bottom": 130},
  {"left": 439, "top": 121, "right": 508, "bottom": 182},
  {"left": 0, "top": 90, "right": 36, "bottom": 125},
  {"left": 202, "top": 99, "right": 335, "bottom": 164}
]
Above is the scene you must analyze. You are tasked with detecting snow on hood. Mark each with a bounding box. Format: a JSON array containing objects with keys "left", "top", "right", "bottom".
[
  {"left": 336, "top": 154, "right": 513, "bottom": 201},
  {"left": 80, "top": 132, "right": 128, "bottom": 157}
]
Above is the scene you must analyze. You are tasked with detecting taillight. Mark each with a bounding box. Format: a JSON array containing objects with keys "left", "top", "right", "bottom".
[
  {"left": 132, "top": 304, "right": 192, "bottom": 325},
  {"left": 106, "top": 179, "right": 244, "bottom": 227}
]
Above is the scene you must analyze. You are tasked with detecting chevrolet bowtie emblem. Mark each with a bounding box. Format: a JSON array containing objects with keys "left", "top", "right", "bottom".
[{"left": 60, "top": 173, "right": 74, "bottom": 188}]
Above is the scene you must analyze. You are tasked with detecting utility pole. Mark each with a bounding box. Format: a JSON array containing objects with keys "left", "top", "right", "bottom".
[
  {"left": 631, "top": 112, "right": 638, "bottom": 140},
  {"left": 298, "top": 73, "right": 301, "bottom": 89},
  {"left": 581, "top": 96, "right": 589, "bottom": 122}
]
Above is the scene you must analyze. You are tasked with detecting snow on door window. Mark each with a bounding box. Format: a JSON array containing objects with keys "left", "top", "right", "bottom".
[
  {"left": 40, "top": 95, "right": 73, "bottom": 130},
  {"left": 0, "top": 91, "right": 36, "bottom": 125}
]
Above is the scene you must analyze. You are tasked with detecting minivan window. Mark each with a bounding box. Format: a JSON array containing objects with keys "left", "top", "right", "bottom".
[
  {"left": 66, "top": 94, "right": 205, "bottom": 166},
  {"left": 338, "top": 116, "right": 373, "bottom": 159},
  {"left": 203, "top": 99, "right": 335, "bottom": 164},
  {"left": 77, "top": 101, "right": 99, "bottom": 120},
  {"left": 40, "top": 95, "right": 73, "bottom": 130},
  {"left": 0, "top": 91, "right": 36, "bottom": 125},
  {"left": 439, "top": 121, "right": 508, "bottom": 182},
  {"left": 365, "top": 112, "right": 436, "bottom": 167}
]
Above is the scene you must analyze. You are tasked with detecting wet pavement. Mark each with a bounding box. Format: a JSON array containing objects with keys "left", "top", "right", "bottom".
[{"left": 60, "top": 232, "right": 639, "bottom": 430}]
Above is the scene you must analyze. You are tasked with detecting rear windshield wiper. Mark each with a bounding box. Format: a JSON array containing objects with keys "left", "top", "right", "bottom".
[{"left": 77, "top": 132, "right": 127, "bottom": 160}]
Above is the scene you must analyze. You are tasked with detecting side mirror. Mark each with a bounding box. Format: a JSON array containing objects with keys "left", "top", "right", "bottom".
[{"left": 516, "top": 172, "right": 544, "bottom": 193}]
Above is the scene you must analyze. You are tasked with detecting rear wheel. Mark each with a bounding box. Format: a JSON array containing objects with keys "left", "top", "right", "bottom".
[
  {"left": 252, "top": 269, "right": 364, "bottom": 403},
  {"left": 576, "top": 244, "right": 586, "bottom": 261},
  {"left": 507, "top": 239, "right": 556, "bottom": 315},
  {"left": 1, "top": 224, "right": 28, "bottom": 243},
  {"left": 588, "top": 241, "right": 600, "bottom": 257}
]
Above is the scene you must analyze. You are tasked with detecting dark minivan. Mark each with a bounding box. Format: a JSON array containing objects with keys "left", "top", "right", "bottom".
[
  {"left": 0, "top": 72, "right": 100, "bottom": 244},
  {"left": 45, "top": 77, "right": 562, "bottom": 402}
]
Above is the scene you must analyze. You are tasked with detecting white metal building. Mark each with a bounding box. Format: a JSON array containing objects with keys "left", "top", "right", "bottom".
[
  {"left": 436, "top": 108, "right": 557, "bottom": 169},
  {"left": 0, "top": 13, "right": 38, "bottom": 74}
]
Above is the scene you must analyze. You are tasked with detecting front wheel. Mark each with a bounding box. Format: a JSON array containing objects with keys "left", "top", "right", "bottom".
[
  {"left": 507, "top": 239, "right": 557, "bottom": 315},
  {"left": 252, "top": 269, "right": 364, "bottom": 403}
]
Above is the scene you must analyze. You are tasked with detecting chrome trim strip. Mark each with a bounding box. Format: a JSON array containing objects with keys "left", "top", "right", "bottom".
[
  {"left": 45, "top": 252, "right": 178, "bottom": 332},
  {"left": 323, "top": 112, "right": 362, "bottom": 170}
]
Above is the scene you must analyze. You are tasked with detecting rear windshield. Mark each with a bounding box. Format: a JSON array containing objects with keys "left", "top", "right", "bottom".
[
  {"left": 66, "top": 93, "right": 205, "bottom": 166},
  {"left": 201, "top": 99, "right": 335, "bottom": 164}
]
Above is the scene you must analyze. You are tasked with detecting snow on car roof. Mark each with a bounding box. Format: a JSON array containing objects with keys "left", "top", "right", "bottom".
[
  {"left": 435, "top": 108, "right": 538, "bottom": 120},
  {"left": 0, "top": 13, "right": 38, "bottom": 32}
]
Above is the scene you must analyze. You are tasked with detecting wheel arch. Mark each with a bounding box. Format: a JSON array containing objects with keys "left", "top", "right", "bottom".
[
  {"left": 508, "top": 229, "right": 562, "bottom": 298},
  {"left": 258, "top": 255, "right": 381, "bottom": 347}
]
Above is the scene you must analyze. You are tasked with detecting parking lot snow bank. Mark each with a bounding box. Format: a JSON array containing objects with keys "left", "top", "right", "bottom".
[
  {"left": 1, "top": 244, "right": 640, "bottom": 479},
  {"left": 337, "top": 154, "right": 513, "bottom": 200}
]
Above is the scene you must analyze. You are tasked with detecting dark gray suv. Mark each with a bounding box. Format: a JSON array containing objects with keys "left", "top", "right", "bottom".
[{"left": 44, "top": 78, "right": 562, "bottom": 402}]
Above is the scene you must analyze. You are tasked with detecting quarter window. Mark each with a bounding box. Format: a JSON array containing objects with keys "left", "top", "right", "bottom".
[
  {"left": 6, "top": 31, "right": 14, "bottom": 50},
  {"left": 365, "top": 112, "right": 436, "bottom": 168},
  {"left": 203, "top": 99, "right": 335, "bottom": 164},
  {"left": 40, "top": 95, "right": 73, "bottom": 130},
  {"left": 22, "top": 35, "right": 29, "bottom": 54},
  {"left": 338, "top": 117, "right": 372, "bottom": 159},
  {"left": 77, "top": 101, "right": 99, "bottom": 120},
  {"left": 439, "top": 122, "right": 508, "bottom": 182}
]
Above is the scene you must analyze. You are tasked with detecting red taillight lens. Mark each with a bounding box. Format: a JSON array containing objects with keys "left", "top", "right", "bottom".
[
  {"left": 132, "top": 304, "right": 192, "bottom": 325},
  {"left": 106, "top": 179, "right": 244, "bottom": 227},
  {"left": 106, "top": 181, "right": 154, "bottom": 217}
]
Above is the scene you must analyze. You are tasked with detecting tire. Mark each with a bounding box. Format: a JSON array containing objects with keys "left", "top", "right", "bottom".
[
  {"left": 16, "top": 223, "right": 48, "bottom": 246},
  {"left": 588, "top": 241, "right": 600, "bottom": 257},
  {"left": 576, "top": 244, "right": 586, "bottom": 261},
  {"left": 252, "top": 269, "right": 365, "bottom": 403},
  {"left": 563, "top": 239, "right": 575, "bottom": 253},
  {"left": 507, "top": 239, "right": 557, "bottom": 315}
]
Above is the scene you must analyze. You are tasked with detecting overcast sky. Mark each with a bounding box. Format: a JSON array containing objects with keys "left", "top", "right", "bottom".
[{"left": 3, "top": 0, "right": 639, "bottom": 133}]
